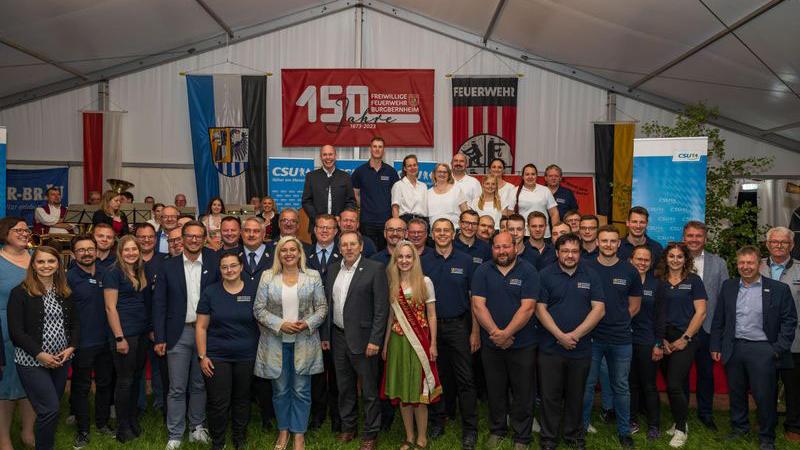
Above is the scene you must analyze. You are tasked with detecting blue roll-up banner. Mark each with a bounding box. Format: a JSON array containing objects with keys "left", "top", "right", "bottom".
[
  {"left": 0, "top": 127, "right": 6, "bottom": 217},
  {"left": 336, "top": 159, "right": 368, "bottom": 176},
  {"left": 632, "top": 137, "right": 708, "bottom": 245},
  {"left": 268, "top": 157, "right": 314, "bottom": 211},
  {"left": 392, "top": 160, "right": 437, "bottom": 187},
  {"left": 6, "top": 167, "right": 70, "bottom": 225}
]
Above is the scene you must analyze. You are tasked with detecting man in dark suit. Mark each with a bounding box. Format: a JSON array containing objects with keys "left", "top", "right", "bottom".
[
  {"left": 302, "top": 145, "right": 356, "bottom": 232},
  {"left": 711, "top": 246, "right": 797, "bottom": 450},
  {"left": 322, "top": 231, "right": 389, "bottom": 450},
  {"left": 153, "top": 221, "right": 220, "bottom": 449},
  {"left": 306, "top": 214, "right": 343, "bottom": 431}
]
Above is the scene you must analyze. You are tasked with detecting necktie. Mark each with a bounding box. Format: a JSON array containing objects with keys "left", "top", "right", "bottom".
[
  {"left": 249, "top": 252, "right": 257, "bottom": 273},
  {"left": 320, "top": 248, "right": 327, "bottom": 267}
]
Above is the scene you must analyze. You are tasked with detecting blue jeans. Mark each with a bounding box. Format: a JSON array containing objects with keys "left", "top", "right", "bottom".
[
  {"left": 599, "top": 358, "right": 614, "bottom": 411},
  {"left": 272, "top": 343, "right": 312, "bottom": 434},
  {"left": 582, "top": 342, "right": 632, "bottom": 436}
]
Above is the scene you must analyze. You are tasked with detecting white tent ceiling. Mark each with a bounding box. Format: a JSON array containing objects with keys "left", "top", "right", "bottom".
[{"left": 1, "top": 0, "right": 798, "bottom": 150}]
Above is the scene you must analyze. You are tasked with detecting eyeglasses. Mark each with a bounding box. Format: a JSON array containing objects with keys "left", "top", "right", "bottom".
[
  {"left": 167, "top": 237, "right": 183, "bottom": 244},
  {"left": 280, "top": 219, "right": 299, "bottom": 224},
  {"left": 579, "top": 226, "right": 598, "bottom": 231},
  {"left": 10, "top": 228, "right": 32, "bottom": 236},
  {"left": 73, "top": 248, "right": 96, "bottom": 255},
  {"left": 767, "top": 240, "right": 791, "bottom": 247},
  {"left": 386, "top": 227, "right": 406, "bottom": 234},
  {"left": 460, "top": 221, "right": 478, "bottom": 227},
  {"left": 161, "top": 215, "right": 178, "bottom": 220},
  {"left": 221, "top": 263, "right": 241, "bottom": 271},
  {"left": 136, "top": 235, "right": 155, "bottom": 241},
  {"left": 183, "top": 234, "right": 204, "bottom": 241}
]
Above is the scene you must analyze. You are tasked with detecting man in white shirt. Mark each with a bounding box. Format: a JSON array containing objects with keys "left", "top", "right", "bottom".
[
  {"left": 322, "top": 232, "right": 389, "bottom": 450},
  {"left": 452, "top": 153, "right": 482, "bottom": 202}
]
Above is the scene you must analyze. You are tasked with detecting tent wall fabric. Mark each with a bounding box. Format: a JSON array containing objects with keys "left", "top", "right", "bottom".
[{"left": 0, "top": 9, "right": 799, "bottom": 208}]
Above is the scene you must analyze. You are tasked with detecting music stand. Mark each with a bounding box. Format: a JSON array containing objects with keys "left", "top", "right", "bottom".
[
  {"left": 64, "top": 204, "right": 99, "bottom": 232},
  {"left": 226, "top": 204, "right": 256, "bottom": 216},
  {"left": 179, "top": 207, "right": 198, "bottom": 219},
  {"left": 121, "top": 203, "right": 151, "bottom": 224}
]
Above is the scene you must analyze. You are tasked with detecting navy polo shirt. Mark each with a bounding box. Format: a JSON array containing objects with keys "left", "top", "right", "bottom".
[
  {"left": 660, "top": 273, "right": 707, "bottom": 331},
  {"left": 584, "top": 257, "right": 643, "bottom": 344},
  {"left": 196, "top": 281, "right": 259, "bottom": 362},
  {"left": 67, "top": 265, "right": 108, "bottom": 348},
  {"left": 371, "top": 249, "right": 391, "bottom": 267},
  {"left": 632, "top": 273, "right": 660, "bottom": 346},
  {"left": 520, "top": 241, "right": 557, "bottom": 271},
  {"left": 581, "top": 246, "right": 599, "bottom": 260},
  {"left": 351, "top": 161, "right": 399, "bottom": 225},
  {"left": 538, "top": 263, "right": 605, "bottom": 359},
  {"left": 102, "top": 265, "right": 148, "bottom": 337},
  {"left": 618, "top": 235, "right": 663, "bottom": 266},
  {"left": 472, "top": 259, "right": 540, "bottom": 349},
  {"left": 421, "top": 248, "right": 473, "bottom": 319},
  {"left": 454, "top": 235, "right": 492, "bottom": 269},
  {"left": 362, "top": 235, "right": 377, "bottom": 258},
  {"left": 96, "top": 253, "right": 117, "bottom": 270},
  {"left": 553, "top": 185, "right": 579, "bottom": 219}
]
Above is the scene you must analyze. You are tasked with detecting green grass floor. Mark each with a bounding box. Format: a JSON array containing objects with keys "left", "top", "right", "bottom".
[{"left": 10, "top": 396, "right": 800, "bottom": 450}]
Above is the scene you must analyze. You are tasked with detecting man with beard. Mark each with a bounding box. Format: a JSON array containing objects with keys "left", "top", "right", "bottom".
[
  {"left": 472, "top": 232, "right": 539, "bottom": 449},
  {"left": 451, "top": 153, "right": 482, "bottom": 202},
  {"left": 536, "top": 233, "right": 605, "bottom": 450},
  {"left": 167, "top": 227, "right": 184, "bottom": 257},
  {"left": 371, "top": 218, "right": 406, "bottom": 267},
  {"left": 68, "top": 235, "right": 114, "bottom": 448},
  {"left": 93, "top": 223, "right": 117, "bottom": 269},
  {"left": 477, "top": 215, "right": 496, "bottom": 243},
  {"left": 580, "top": 225, "right": 641, "bottom": 448},
  {"left": 618, "top": 207, "right": 663, "bottom": 263},
  {"left": 219, "top": 216, "right": 242, "bottom": 252}
]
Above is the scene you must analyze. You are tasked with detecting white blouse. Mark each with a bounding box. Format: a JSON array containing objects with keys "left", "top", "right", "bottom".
[
  {"left": 427, "top": 185, "right": 466, "bottom": 229},
  {"left": 453, "top": 175, "right": 482, "bottom": 204},
  {"left": 391, "top": 177, "right": 428, "bottom": 216},
  {"left": 498, "top": 181, "right": 518, "bottom": 211},
  {"left": 281, "top": 280, "right": 299, "bottom": 343},
  {"left": 510, "top": 184, "right": 558, "bottom": 237},
  {"left": 468, "top": 197, "right": 503, "bottom": 230}
]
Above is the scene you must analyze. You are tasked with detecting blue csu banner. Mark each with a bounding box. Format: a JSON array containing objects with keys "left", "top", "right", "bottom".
[
  {"left": 632, "top": 137, "right": 708, "bottom": 245},
  {"left": 0, "top": 127, "right": 6, "bottom": 217},
  {"left": 268, "top": 158, "right": 314, "bottom": 211},
  {"left": 6, "top": 167, "right": 69, "bottom": 225},
  {"left": 392, "top": 160, "right": 437, "bottom": 188}
]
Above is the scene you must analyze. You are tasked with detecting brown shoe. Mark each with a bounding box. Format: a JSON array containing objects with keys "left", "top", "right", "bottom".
[
  {"left": 359, "top": 438, "right": 378, "bottom": 450},
  {"left": 786, "top": 431, "right": 800, "bottom": 442},
  {"left": 336, "top": 432, "right": 357, "bottom": 443}
]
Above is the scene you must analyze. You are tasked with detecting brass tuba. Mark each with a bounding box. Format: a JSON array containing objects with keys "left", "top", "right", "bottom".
[
  {"left": 107, "top": 178, "right": 134, "bottom": 194},
  {"left": 787, "top": 182, "right": 800, "bottom": 194}
]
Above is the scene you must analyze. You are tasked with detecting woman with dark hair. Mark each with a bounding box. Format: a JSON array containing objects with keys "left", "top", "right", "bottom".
[
  {"left": 195, "top": 252, "right": 259, "bottom": 450},
  {"left": 7, "top": 246, "right": 78, "bottom": 450},
  {"left": 487, "top": 158, "right": 516, "bottom": 214},
  {"left": 654, "top": 242, "right": 707, "bottom": 448},
  {"left": 0, "top": 217, "right": 36, "bottom": 449},
  {"left": 628, "top": 245, "right": 663, "bottom": 440},
  {"left": 92, "top": 190, "right": 130, "bottom": 236},
  {"left": 391, "top": 154, "right": 429, "bottom": 225},
  {"left": 202, "top": 197, "right": 226, "bottom": 234},
  {"left": 103, "top": 235, "right": 149, "bottom": 442},
  {"left": 512, "top": 164, "right": 559, "bottom": 237}
]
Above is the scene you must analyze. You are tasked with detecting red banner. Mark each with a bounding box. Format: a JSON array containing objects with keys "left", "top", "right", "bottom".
[{"left": 282, "top": 69, "right": 434, "bottom": 147}]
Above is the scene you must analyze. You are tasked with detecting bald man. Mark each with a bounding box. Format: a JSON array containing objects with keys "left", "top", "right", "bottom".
[{"left": 302, "top": 144, "right": 356, "bottom": 232}]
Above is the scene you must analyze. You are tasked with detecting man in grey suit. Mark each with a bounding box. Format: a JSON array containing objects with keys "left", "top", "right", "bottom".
[
  {"left": 302, "top": 145, "right": 357, "bottom": 232},
  {"left": 683, "top": 220, "right": 729, "bottom": 430},
  {"left": 322, "top": 231, "right": 389, "bottom": 450}
]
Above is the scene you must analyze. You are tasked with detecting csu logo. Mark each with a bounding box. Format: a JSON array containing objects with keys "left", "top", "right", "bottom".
[{"left": 672, "top": 151, "right": 701, "bottom": 162}]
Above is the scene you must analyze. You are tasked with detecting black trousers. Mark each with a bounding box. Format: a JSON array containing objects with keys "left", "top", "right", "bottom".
[
  {"left": 481, "top": 344, "right": 536, "bottom": 445},
  {"left": 691, "top": 329, "right": 715, "bottom": 419},
  {"left": 17, "top": 363, "right": 70, "bottom": 450},
  {"left": 252, "top": 375, "right": 275, "bottom": 425},
  {"left": 726, "top": 341, "right": 779, "bottom": 444},
  {"left": 662, "top": 340, "right": 698, "bottom": 432},
  {"left": 111, "top": 334, "right": 148, "bottom": 433},
  {"left": 360, "top": 222, "right": 387, "bottom": 252},
  {"left": 204, "top": 359, "right": 254, "bottom": 448},
  {"left": 333, "top": 327, "right": 382, "bottom": 439},
  {"left": 538, "top": 351, "right": 591, "bottom": 447},
  {"left": 310, "top": 348, "right": 340, "bottom": 430},
  {"left": 70, "top": 344, "right": 114, "bottom": 433},
  {"left": 629, "top": 343, "right": 660, "bottom": 428},
  {"left": 781, "top": 353, "right": 800, "bottom": 434},
  {"left": 430, "top": 317, "right": 478, "bottom": 434}
]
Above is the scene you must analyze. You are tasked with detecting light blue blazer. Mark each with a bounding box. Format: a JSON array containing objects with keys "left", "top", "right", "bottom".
[{"left": 253, "top": 268, "right": 328, "bottom": 379}]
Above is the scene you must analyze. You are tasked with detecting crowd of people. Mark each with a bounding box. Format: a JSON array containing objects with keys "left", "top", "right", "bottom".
[{"left": 0, "top": 137, "right": 798, "bottom": 450}]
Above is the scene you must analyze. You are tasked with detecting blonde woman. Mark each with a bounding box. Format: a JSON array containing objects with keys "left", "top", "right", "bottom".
[
  {"left": 381, "top": 241, "right": 440, "bottom": 450},
  {"left": 468, "top": 175, "right": 504, "bottom": 229},
  {"left": 426, "top": 163, "right": 468, "bottom": 229},
  {"left": 103, "top": 235, "right": 149, "bottom": 442},
  {"left": 488, "top": 158, "right": 517, "bottom": 214},
  {"left": 92, "top": 190, "right": 130, "bottom": 236},
  {"left": 254, "top": 236, "right": 327, "bottom": 450}
]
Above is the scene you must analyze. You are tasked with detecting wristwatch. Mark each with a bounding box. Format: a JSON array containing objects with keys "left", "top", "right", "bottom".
[
  {"left": 682, "top": 334, "right": 692, "bottom": 343},
  {"left": 115, "top": 336, "right": 124, "bottom": 343},
  {"left": 198, "top": 354, "right": 206, "bottom": 361}
]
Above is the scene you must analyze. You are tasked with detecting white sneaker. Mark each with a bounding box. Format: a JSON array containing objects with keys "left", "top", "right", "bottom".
[
  {"left": 65, "top": 415, "right": 76, "bottom": 425},
  {"left": 666, "top": 423, "right": 675, "bottom": 436},
  {"left": 532, "top": 417, "right": 541, "bottom": 433},
  {"left": 669, "top": 429, "right": 688, "bottom": 448},
  {"left": 587, "top": 424, "right": 598, "bottom": 434},
  {"left": 189, "top": 426, "right": 210, "bottom": 444},
  {"left": 165, "top": 440, "right": 181, "bottom": 450}
]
